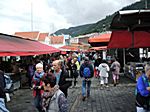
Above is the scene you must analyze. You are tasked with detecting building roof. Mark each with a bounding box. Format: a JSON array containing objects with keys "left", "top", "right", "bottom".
[
  {"left": 49, "top": 36, "right": 64, "bottom": 44},
  {"left": 14, "top": 31, "right": 40, "bottom": 40},
  {"left": 38, "top": 33, "right": 49, "bottom": 41},
  {"left": 88, "top": 33, "right": 111, "bottom": 43}
]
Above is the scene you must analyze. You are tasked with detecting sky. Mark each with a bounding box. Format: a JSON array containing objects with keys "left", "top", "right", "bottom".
[{"left": 0, "top": 0, "right": 140, "bottom": 34}]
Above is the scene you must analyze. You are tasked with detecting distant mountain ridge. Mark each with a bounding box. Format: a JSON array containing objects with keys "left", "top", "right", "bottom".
[{"left": 54, "top": 0, "right": 150, "bottom": 37}]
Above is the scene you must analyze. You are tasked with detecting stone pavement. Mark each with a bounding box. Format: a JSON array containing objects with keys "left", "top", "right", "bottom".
[{"left": 7, "top": 75, "right": 136, "bottom": 112}]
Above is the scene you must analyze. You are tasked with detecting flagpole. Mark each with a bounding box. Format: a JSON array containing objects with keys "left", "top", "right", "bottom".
[
  {"left": 31, "top": 0, "right": 33, "bottom": 31},
  {"left": 145, "top": 0, "right": 148, "bottom": 9}
]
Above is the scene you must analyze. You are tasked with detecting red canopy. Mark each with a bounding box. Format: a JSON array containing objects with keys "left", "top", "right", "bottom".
[
  {"left": 88, "top": 33, "right": 111, "bottom": 47},
  {"left": 0, "top": 33, "right": 60, "bottom": 56},
  {"left": 88, "top": 33, "right": 111, "bottom": 42},
  {"left": 90, "top": 46, "right": 107, "bottom": 51},
  {"left": 108, "top": 30, "right": 150, "bottom": 48},
  {"left": 60, "top": 45, "right": 79, "bottom": 51}
]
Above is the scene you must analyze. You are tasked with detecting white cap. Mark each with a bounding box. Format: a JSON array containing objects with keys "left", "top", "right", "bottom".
[{"left": 36, "top": 63, "right": 43, "bottom": 68}]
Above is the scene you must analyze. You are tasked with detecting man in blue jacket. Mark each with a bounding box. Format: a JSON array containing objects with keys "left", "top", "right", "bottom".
[
  {"left": 79, "top": 57, "right": 94, "bottom": 101},
  {"left": 136, "top": 64, "right": 150, "bottom": 112}
]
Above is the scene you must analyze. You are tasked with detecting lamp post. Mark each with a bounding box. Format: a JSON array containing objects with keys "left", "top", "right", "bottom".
[{"left": 102, "top": 24, "right": 106, "bottom": 33}]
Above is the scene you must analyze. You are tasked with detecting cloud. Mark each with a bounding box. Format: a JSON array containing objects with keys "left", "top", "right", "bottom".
[
  {"left": 0, "top": 0, "right": 139, "bottom": 34},
  {"left": 47, "top": 0, "right": 140, "bottom": 26}
]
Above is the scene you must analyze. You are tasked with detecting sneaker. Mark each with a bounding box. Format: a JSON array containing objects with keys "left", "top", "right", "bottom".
[
  {"left": 100, "top": 86, "right": 104, "bottom": 90},
  {"left": 114, "top": 83, "right": 116, "bottom": 87},
  {"left": 106, "top": 85, "right": 109, "bottom": 88},
  {"left": 82, "top": 96, "right": 86, "bottom": 101},
  {"left": 87, "top": 94, "right": 90, "bottom": 98}
]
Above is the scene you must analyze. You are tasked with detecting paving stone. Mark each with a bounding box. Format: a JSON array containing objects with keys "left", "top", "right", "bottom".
[{"left": 7, "top": 76, "right": 136, "bottom": 112}]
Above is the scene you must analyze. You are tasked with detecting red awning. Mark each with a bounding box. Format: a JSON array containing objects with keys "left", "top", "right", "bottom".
[
  {"left": 0, "top": 33, "right": 60, "bottom": 56},
  {"left": 60, "top": 51, "right": 67, "bottom": 54},
  {"left": 108, "top": 30, "right": 150, "bottom": 48},
  {"left": 88, "top": 33, "right": 111, "bottom": 42},
  {"left": 88, "top": 33, "right": 111, "bottom": 47},
  {"left": 90, "top": 46, "right": 107, "bottom": 51},
  {"left": 60, "top": 45, "right": 79, "bottom": 51}
]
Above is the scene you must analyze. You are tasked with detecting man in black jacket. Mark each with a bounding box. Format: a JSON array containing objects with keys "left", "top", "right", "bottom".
[
  {"left": 0, "top": 70, "right": 9, "bottom": 112},
  {"left": 79, "top": 57, "right": 94, "bottom": 101},
  {"left": 52, "top": 60, "right": 72, "bottom": 97}
]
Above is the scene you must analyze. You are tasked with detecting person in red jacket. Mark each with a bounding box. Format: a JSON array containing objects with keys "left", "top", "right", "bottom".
[{"left": 32, "top": 63, "right": 46, "bottom": 112}]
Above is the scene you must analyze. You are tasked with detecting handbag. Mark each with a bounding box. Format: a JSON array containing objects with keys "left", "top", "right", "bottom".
[
  {"left": 73, "top": 70, "right": 79, "bottom": 78},
  {"left": 111, "top": 68, "right": 116, "bottom": 71}
]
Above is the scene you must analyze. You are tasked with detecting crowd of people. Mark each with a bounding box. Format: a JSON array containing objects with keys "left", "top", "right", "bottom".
[
  {"left": 0, "top": 51, "right": 150, "bottom": 112},
  {"left": 28, "top": 52, "right": 123, "bottom": 111}
]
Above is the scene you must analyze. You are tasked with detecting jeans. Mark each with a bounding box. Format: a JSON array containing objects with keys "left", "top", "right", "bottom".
[
  {"left": 82, "top": 79, "right": 91, "bottom": 97},
  {"left": 0, "top": 98, "right": 9, "bottom": 112},
  {"left": 34, "top": 94, "right": 42, "bottom": 112},
  {"left": 136, "top": 106, "right": 150, "bottom": 112}
]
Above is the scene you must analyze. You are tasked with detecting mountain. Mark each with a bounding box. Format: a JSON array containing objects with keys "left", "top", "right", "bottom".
[{"left": 54, "top": 0, "right": 150, "bottom": 37}]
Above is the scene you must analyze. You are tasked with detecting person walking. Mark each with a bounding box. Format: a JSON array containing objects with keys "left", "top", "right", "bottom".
[
  {"left": 42, "top": 73, "right": 68, "bottom": 112},
  {"left": 110, "top": 58, "right": 121, "bottom": 86},
  {"left": 32, "top": 63, "right": 46, "bottom": 112},
  {"left": 79, "top": 57, "right": 94, "bottom": 101},
  {"left": 0, "top": 70, "right": 9, "bottom": 112},
  {"left": 52, "top": 60, "right": 72, "bottom": 97},
  {"left": 71, "top": 59, "right": 79, "bottom": 87},
  {"left": 27, "top": 61, "right": 35, "bottom": 88},
  {"left": 97, "top": 60, "right": 110, "bottom": 88},
  {"left": 136, "top": 64, "right": 150, "bottom": 112}
]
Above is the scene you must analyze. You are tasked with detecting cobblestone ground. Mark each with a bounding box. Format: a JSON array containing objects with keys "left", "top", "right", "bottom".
[{"left": 7, "top": 75, "right": 136, "bottom": 112}]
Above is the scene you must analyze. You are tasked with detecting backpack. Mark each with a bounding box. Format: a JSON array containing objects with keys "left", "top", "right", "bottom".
[{"left": 83, "top": 66, "right": 91, "bottom": 78}]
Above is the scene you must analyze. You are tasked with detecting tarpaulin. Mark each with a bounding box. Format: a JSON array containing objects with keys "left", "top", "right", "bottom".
[
  {"left": 108, "top": 10, "right": 150, "bottom": 48},
  {"left": 108, "top": 30, "right": 150, "bottom": 48},
  {"left": 0, "top": 33, "right": 60, "bottom": 56}
]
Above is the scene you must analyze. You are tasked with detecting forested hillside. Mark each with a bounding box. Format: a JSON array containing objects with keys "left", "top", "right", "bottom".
[{"left": 54, "top": 0, "right": 150, "bottom": 37}]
